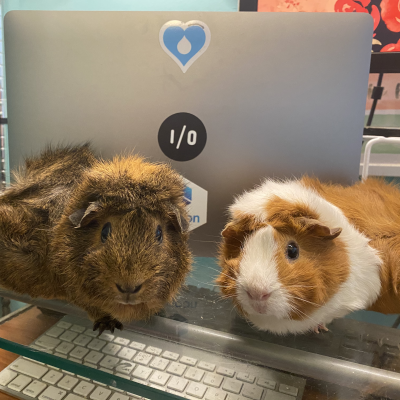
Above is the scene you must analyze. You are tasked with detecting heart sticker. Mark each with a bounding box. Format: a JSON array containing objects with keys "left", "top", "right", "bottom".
[{"left": 159, "top": 20, "right": 211, "bottom": 73}]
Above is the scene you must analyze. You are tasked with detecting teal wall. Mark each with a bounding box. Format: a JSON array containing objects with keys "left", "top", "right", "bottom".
[{"left": 2, "top": 0, "right": 238, "bottom": 14}]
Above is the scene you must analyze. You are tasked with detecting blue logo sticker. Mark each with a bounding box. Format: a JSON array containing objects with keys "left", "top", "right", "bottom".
[
  {"left": 184, "top": 186, "right": 192, "bottom": 205},
  {"left": 159, "top": 20, "right": 211, "bottom": 73}
]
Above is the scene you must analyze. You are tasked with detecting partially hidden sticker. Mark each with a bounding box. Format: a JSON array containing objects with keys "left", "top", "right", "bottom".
[
  {"left": 159, "top": 20, "right": 211, "bottom": 73},
  {"left": 183, "top": 178, "right": 207, "bottom": 231}
]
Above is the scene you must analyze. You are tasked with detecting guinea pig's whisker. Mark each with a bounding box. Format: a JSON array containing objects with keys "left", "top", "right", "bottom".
[
  {"left": 189, "top": 277, "right": 219, "bottom": 287},
  {"left": 289, "top": 285, "right": 317, "bottom": 289},
  {"left": 207, "top": 267, "right": 238, "bottom": 281},
  {"left": 290, "top": 295, "right": 319, "bottom": 307},
  {"left": 290, "top": 303, "right": 319, "bottom": 326}
]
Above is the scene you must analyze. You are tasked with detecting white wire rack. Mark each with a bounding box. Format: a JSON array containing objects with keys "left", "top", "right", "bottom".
[{"left": 361, "top": 136, "right": 400, "bottom": 180}]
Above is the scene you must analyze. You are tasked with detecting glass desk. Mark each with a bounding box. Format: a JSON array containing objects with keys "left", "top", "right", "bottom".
[{"left": 1, "top": 276, "right": 400, "bottom": 400}]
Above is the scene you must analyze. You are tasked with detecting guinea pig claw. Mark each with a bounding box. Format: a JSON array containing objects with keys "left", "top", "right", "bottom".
[
  {"left": 93, "top": 316, "right": 124, "bottom": 336},
  {"left": 314, "top": 324, "right": 329, "bottom": 334}
]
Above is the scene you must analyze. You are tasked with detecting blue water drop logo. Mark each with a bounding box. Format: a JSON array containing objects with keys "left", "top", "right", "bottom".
[{"left": 159, "top": 20, "right": 211, "bottom": 73}]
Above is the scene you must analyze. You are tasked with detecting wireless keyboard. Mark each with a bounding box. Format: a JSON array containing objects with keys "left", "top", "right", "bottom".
[{"left": 0, "top": 315, "right": 305, "bottom": 400}]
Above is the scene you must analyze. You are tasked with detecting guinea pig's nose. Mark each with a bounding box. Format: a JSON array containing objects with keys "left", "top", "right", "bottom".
[
  {"left": 116, "top": 283, "right": 142, "bottom": 294},
  {"left": 246, "top": 289, "right": 271, "bottom": 302}
]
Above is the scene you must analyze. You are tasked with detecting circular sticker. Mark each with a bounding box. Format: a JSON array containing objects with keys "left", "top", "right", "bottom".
[{"left": 158, "top": 112, "right": 207, "bottom": 162}]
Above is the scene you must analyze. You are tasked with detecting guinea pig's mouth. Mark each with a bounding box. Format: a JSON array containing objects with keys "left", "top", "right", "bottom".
[{"left": 117, "top": 300, "right": 143, "bottom": 306}]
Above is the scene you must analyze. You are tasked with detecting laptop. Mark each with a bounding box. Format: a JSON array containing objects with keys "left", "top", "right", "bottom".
[{"left": 4, "top": 11, "right": 373, "bottom": 256}]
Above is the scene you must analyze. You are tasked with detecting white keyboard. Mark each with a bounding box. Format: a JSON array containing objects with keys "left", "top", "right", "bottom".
[{"left": 0, "top": 316, "right": 305, "bottom": 400}]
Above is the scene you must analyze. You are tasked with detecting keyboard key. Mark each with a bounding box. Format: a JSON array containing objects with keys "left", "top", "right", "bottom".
[
  {"left": 8, "top": 375, "right": 32, "bottom": 391},
  {"left": 149, "top": 371, "right": 170, "bottom": 386},
  {"left": 58, "top": 375, "right": 79, "bottom": 390},
  {"left": 36, "top": 336, "right": 61, "bottom": 350},
  {"left": 150, "top": 357, "right": 169, "bottom": 371},
  {"left": 256, "top": 378, "right": 276, "bottom": 390},
  {"left": 10, "top": 359, "right": 49, "bottom": 379},
  {"left": 110, "top": 394, "right": 130, "bottom": 400},
  {"left": 242, "top": 384, "right": 263, "bottom": 400},
  {"left": 39, "top": 385, "right": 67, "bottom": 400},
  {"left": 115, "top": 373, "right": 130, "bottom": 380},
  {"left": 55, "top": 342, "right": 75, "bottom": 355},
  {"left": 198, "top": 361, "right": 216, "bottom": 372},
  {"left": 117, "top": 347, "right": 136, "bottom": 361},
  {"left": 162, "top": 351, "right": 179, "bottom": 361},
  {"left": 42, "top": 370, "right": 63, "bottom": 385},
  {"left": 47, "top": 327, "right": 65, "bottom": 338},
  {"left": 132, "top": 366, "right": 152, "bottom": 380},
  {"left": 99, "top": 355, "right": 120, "bottom": 369},
  {"left": 146, "top": 346, "right": 162, "bottom": 356},
  {"left": 129, "top": 341, "right": 146, "bottom": 351},
  {"left": 115, "top": 362, "right": 135, "bottom": 374},
  {"left": 23, "top": 380, "right": 47, "bottom": 397},
  {"left": 89, "top": 386, "right": 112, "bottom": 400},
  {"left": 98, "top": 333, "right": 114, "bottom": 342},
  {"left": 85, "top": 351, "right": 104, "bottom": 365},
  {"left": 226, "top": 395, "right": 241, "bottom": 400},
  {"left": 73, "top": 335, "right": 92, "bottom": 347},
  {"left": 85, "top": 329, "right": 98, "bottom": 338},
  {"left": 0, "top": 369, "right": 17, "bottom": 386},
  {"left": 133, "top": 352, "right": 152, "bottom": 366},
  {"left": 185, "top": 367, "right": 204, "bottom": 382},
  {"left": 57, "top": 322, "right": 72, "bottom": 330},
  {"left": 102, "top": 343, "right": 121, "bottom": 356},
  {"left": 71, "top": 325, "right": 86, "bottom": 333},
  {"left": 65, "top": 395, "right": 85, "bottom": 400},
  {"left": 216, "top": 367, "right": 234, "bottom": 378},
  {"left": 69, "top": 346, "right": 90, "bottom": 360},
  {"left": 205, "top": 388, "right": 226, "bottom": 400},
  {"left": 204, "top": 373, "right": 223, "bottom": 388},
  {"left": 74, "top": 381, "right": 95, "bottom": 396},
  {"left": 223, "top": 379, "right": 242, "bottom": 394},
  {"left": 88, "top": 339, "right": 106, "bottom": 352},
  {"left": 186, "top": 381, "right": 207, "bottom": 398},
  {"left": 265, "top": 390, "right": 294, "bottom": 400},
  {"left": 167, "top": 376, "right": 188, "bottom": 392},
  {"left": 237, "top": 372, "right": 255, "bottom": 384},
  {"left": 167, "top": 362, "right": 187, "bottom": 377},
  {"left": 114, "top": 337, "right": 130, "bottom": 346},
  {"left": 180, "top": 356, "right": 197, "bottom": 366},
  {"left": 59, "top": 331, "right": 79, "bottom": 343},
  {"left": 278, "top": 383, "right": 299, "bottom": 397}
]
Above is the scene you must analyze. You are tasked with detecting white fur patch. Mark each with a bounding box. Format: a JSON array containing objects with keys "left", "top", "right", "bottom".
[
  {"left": 232, "top": 179, "right": 382, "bottom": 335},
  {"left": 238, "top": 226, "right": 291, "bottom": 319}
]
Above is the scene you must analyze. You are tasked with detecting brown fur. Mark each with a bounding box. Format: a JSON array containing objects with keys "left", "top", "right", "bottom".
[
  {"left": 301, "top": 176, "right": 400, "bottom": 314},
  {"left": 0, "top": 144, "right": 192, "bottom": 332},
  {"left": 218, "top": 176, "right": 400, "bottom": 325}
]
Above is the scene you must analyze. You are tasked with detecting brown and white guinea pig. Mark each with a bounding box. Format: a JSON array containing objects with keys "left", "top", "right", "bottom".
[
  {"left": 217, "top": 176, "right": 400, "bottom": 335},
  {"left": 0, "top": 144, "right": 191, "bottom": 334}
]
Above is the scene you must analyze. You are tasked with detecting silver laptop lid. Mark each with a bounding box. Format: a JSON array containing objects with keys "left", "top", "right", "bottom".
[{"left": 4, "top": 11, "right": 373, "bottom": 256}]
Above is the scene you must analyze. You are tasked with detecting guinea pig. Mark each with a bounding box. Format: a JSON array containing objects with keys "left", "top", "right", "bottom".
[
  {"left": 0, "top": 144, "right": 191, "bottom": 333},
  {"left": 217, "top": 176, "right": 400, "bottom": 335}
]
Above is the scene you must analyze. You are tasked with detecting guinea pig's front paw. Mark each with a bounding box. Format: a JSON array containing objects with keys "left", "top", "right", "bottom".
[
  {"left": 313, "top": 324, "right": 329, "bottom": 334},
  {"left": 93, "top": 316, "right": 123, "bottom": 336}
]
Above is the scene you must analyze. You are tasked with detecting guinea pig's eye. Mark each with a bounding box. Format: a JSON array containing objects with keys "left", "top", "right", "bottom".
[
  {"left": 101, "top": 222, "right": 112, "bottom": 243},
  {"left": 155, "top": 225, "right": 163, "bottom": 243},
  {"left": 286, "top": 241, "right": 299, "bottom": 261}
]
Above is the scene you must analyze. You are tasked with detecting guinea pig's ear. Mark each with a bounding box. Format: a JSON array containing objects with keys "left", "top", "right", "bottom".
[
  {"left": 299, "top": 217, "right": 342, "bottom": 240},
  {"left": 168, "top": 205, "right": 189, "bottom": 233},
  {"left": 69, "top": 202, "right": 101, "bottom": 229}
]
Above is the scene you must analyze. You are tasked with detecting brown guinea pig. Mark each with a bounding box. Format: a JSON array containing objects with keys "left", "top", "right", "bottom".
[
  {"left": 217, "top": 176, "right": 400, "bottom": 335},
  {"left": 0, "top": 144, "right": 191, "bottom": 333}
]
